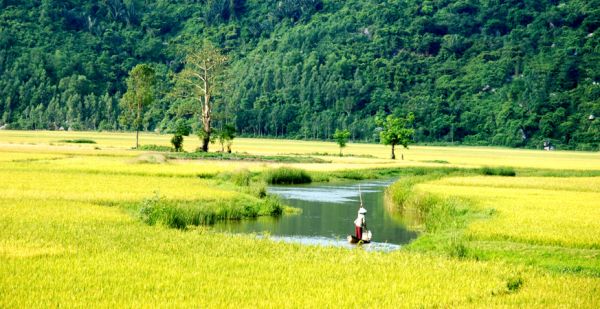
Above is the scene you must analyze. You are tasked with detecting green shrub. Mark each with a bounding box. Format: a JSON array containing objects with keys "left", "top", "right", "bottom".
[
  {"left": 258, "top": 196, "right": 283, "bottom": 216},
  {"left": 138, "top": 144, "right": 172, "bottom": 152},
  {"left": 264, "top": 167, "right": 312, "bottom": 184},
  {"left": 480, "top": 166, "right": 516, "bottom": 176},
  {"left": 506, "top": 276, "right": 524, "bottom": 293},
  {"left": 171, "top": 135, "right": 184, "bottom": 152}
]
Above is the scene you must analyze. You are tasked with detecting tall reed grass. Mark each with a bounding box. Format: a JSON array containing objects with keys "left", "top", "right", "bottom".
[
  {"left": 139, "top": 194, "right": 282, "bottom": 229},
  {"left": 264, "top": 167, "right": 312, "bottom": 184}
]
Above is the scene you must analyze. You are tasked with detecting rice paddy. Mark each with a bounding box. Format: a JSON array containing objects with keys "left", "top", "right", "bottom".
[
  {"left": 1, "top": 130, "right": 599, "bottom": 307},
  {"left": 412, "top": 176, "right": 600, "bottom": 277},
  {"left": 417, "top": 176, "right": 600, "bottom": 248}
]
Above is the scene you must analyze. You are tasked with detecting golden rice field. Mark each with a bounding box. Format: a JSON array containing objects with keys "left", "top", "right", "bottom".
[
  {"left": 1, "top": 130, "right": 599, "bottom": 170},
  {"left": 414, "top": 175, "right": 600, "bottom": 281},
  {"left": 417, "top": 177, "right": 600, "bottom": 248},
  {"left": 1, "top": 130, "right": 600, "bottom": 307}
]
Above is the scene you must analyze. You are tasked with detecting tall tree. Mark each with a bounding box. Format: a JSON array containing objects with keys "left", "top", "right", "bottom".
[
  {"left": 120, "top": 64, "right": 156, "bottom": 149},
  {"left": 332, "top": 128, "right": 351, "bottom": 156},
  {"left": 377, "top": 113, "right": 415, "bottom": 160},
  {"left": 175, "top": 42, "right": 228, "bottom": 152}
]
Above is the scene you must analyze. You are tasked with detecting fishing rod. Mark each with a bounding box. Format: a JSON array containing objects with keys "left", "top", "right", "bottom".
[{"left": 359, "top": 184, "right": 363, "bottom": 207}]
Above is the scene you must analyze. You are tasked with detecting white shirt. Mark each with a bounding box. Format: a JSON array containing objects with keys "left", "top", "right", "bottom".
[{"left": 354, "top": 214, "right": 365, "bottom": 227}]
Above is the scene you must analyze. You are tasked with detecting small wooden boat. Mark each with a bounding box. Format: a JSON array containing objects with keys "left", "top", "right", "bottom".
[{"left": 347, "top": 230, "right": 372, "bottom": 244}]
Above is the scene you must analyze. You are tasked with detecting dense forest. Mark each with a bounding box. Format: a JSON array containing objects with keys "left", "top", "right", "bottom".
[{"left": 1, "top": 0, "right": 599, "bottom": 150}]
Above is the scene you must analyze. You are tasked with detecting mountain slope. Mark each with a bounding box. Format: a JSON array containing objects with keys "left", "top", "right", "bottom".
[{"left": 0, "top": 0, "right": 598, "bottom": 149}]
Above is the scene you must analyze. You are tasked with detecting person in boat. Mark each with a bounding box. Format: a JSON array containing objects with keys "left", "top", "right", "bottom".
[{"left": 354, "top": 205, "right": 367, "bottom": 240}]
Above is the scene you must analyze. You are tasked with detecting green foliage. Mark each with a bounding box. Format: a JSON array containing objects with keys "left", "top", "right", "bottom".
[
  {"left": 332, "top": 129, "right": 350, "bottom": 156},
  {"left": 1, "top": 0, "right": 599, "bottom": 150},
  {"left": 170, "top": 119, "right": 191, "bottom": 152},
  {"left": 264, "top": 167, "right": 312, "bottom": 184},
  {"left": 138, "top": 144, "right": 172, "bottom": 152},
  {"left": 170, "top": 135, "right": 184, "bottom": 152},
  {"left": 120, "top": 64, "right": 156, "bottom": 148},
  {"left": 506, "top": 276, "right": 524, "bottom": 293},
  {"left": 120, "top": 64, "right": 156, "bottom": 129},
  {"left": 214, "top": 124, "right": 236, "bottom": 153},
  {"left": 376, "top": 113, "right": 415, "bottom": 159},
  {"left": 174, "top": 119, "right": 191, "bottom": 136}
]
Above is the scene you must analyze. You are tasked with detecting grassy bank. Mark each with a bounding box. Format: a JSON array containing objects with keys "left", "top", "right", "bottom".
[
  {"left": 137, "top": 195, "right": 282, "bottom": 229},
  {"left": 0, "top": 156, "right": 287, "bottom": 231},
  {"left": 385, "top": 171, "right": 600, "bottom": 277}
]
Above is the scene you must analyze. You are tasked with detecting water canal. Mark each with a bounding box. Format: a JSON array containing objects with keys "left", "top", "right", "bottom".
[{"left": 213, "top": 179, "right": 418, "bottom": 251}]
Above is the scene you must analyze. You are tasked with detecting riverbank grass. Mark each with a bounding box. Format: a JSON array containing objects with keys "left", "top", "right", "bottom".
[
  {"left": 387, "top": 173, "right": 600, "bottom": 277},
  {"left": 138, "top": 194, "right": 282, "bottom": 229},
  {"left": 264, "top": 167, "right": 312, "bottom": 184}
]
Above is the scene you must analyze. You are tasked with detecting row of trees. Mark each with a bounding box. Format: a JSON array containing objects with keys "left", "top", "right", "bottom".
[{"left": 121, "top": 42, "right": 413, "bottom": 158}]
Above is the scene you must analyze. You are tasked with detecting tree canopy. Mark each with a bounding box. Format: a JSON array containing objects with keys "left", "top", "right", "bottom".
[
  {"left": 120, "top": 64, "right": 156, "bottom": 148},
  {"left": 333, "top": 129, "right": 351, "bottom": 156},
  {"left": 377, "top": 114, "right": 415, "bottom": 160}
]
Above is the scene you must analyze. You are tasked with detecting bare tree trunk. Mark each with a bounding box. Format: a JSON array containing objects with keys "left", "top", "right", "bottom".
[
  {"left": 201, "top": 91, "right": 211, "bottom": 152},
  {"left": 136, "top": 101, "right": 141, "bottom": 149},
  {"left": 391, "top": 144, "right": 396, "bottom": 160}
]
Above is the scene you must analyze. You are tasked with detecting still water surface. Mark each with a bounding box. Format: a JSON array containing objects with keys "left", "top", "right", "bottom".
[{"left": 213, "top": 179, "right": 418, "bottom": 251}]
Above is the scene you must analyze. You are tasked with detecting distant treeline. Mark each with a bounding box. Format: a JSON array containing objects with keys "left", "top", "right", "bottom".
[{"left": 0, "top": 0, "right": 598, "bottom": 150}]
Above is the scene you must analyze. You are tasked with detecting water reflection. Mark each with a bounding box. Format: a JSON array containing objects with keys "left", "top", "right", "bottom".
[
  {"left": 268, "top": 235, "right": 401, "bottom": 252},
  {"left": 213, "top": 179, "right": 418, "bottom": 250}
]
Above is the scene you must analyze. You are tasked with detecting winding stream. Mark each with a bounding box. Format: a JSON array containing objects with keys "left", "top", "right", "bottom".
[{"left": 213, "top": 179, "right": 418, "bottom": 251}]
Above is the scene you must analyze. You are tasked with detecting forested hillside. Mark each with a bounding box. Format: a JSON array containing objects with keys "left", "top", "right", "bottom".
[{"left": 1, "top": 0, "right": 599, "bottom": 149}]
